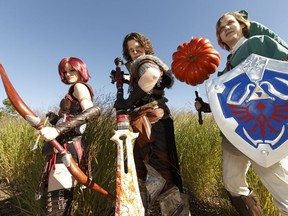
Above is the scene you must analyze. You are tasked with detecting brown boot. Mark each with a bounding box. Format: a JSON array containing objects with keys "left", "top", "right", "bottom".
[{"left": 228, "top": 191, "right": 264, "bottom": 216}]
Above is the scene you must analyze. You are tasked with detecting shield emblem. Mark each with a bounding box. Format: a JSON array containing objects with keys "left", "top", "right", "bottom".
[{"left": 206, "top": 54, "right": 288, "bottom": 167}]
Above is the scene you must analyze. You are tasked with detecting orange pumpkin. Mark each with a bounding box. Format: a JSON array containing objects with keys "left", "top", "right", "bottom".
[{"left": 171, "top": 37, "right": 221, "bottom": 86}]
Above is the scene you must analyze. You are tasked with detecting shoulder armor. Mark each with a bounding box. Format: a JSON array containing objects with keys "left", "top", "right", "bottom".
[{"left": 130, "top": 55, "right": 174, "bottom": 88}]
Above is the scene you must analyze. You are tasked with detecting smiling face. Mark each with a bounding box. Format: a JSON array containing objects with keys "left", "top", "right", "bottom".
[
  {"left": 63, "top": 63, "right": 81, "bottom": 84},
  {"left": 217, "top": 14, "right": 245, "bottom": 50}
]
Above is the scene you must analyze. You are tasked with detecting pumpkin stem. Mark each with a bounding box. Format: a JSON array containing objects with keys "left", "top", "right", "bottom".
[{"left": 189, "top": 55, "right": 195, "bottom": 61}]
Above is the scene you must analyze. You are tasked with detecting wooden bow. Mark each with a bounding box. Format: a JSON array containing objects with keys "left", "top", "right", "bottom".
[{"left": 0, "top": 64, "right": 114, "bottom": 200}]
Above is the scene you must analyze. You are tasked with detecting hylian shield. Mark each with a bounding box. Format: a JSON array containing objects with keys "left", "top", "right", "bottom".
[{"left": 206, "top": 54, "right": 288, "bottom": 167}]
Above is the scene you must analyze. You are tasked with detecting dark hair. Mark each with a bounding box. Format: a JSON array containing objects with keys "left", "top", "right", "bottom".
[
  {"left": 216, "top": 12, "right": 251, "bottom": 51},
  {"left": 122, "top": 32, "right": 154, "bottom": 62}
]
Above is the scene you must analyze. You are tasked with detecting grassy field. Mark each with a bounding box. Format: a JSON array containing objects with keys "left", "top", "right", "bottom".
[{"left": 0, "top": 104, "right": 281, "bottom": 215}]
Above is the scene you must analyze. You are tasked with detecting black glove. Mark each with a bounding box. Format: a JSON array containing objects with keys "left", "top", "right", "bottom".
[
  {"left": 114, "top": 84, "right": 147, "bottom": 110},
  {"left": 195, "top": 97, "right": 211, "bottom": 113},
  {"left": 46, "top": 111, "right": 59, "bottom": 125},
  {"left": 114, "top": 98, "right": 128, "bottom": 110}
]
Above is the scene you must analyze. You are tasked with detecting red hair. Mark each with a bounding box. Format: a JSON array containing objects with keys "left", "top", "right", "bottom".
[{"left": 58, "top": 57, "right": 91, "bottom": 84}]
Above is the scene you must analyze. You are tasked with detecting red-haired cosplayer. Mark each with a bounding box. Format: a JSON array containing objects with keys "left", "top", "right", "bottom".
[{"left": 38, "top": 57, "right": 98, "bottom": 215}]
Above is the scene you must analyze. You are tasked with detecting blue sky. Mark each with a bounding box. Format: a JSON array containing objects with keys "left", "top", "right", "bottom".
[{"left": 0, "top": 1, "right": 287, "bottom": 113}]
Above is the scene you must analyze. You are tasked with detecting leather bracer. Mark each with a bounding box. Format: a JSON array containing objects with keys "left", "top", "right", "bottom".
[{"left": 55, "top": 106, "right": 101, "bottom": 135}]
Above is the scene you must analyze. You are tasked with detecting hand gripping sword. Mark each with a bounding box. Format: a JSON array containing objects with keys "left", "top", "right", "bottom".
[
  {"left": 195, "top": 91, "right": 203, "bottom": 125},
  {"left": 0, "top": 64, "right": 114, "bottom": 200},
  {"left": 110, "top": 58, "right": 145, "bottom": 215}
]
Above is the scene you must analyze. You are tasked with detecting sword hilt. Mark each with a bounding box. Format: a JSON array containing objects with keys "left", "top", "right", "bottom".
[{"left": 111, "top": 57, "right": 130, "bottom": 130}]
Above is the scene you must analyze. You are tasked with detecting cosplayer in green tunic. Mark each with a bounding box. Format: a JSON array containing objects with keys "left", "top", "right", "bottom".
[{"left": 195, "top": 11, "right": 288, "bottom": 216}]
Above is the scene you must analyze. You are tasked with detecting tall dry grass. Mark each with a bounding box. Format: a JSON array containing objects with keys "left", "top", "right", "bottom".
[
  {"left": 173, "top": 111, "right": 281, "bottom": 216},
  {"left": 0, "top": 102, "right": 281, "bottom": 215}
]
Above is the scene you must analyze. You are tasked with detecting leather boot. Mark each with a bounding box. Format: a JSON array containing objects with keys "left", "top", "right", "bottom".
[{"left": 228, "top": 191, "right": 264, "bottom": 216}]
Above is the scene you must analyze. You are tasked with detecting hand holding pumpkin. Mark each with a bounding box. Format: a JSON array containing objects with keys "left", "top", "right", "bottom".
[{"left": 171, "top": 37, "right": 221, "bottom": 86}]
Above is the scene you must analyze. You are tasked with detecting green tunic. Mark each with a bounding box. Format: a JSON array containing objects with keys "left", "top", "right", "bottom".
[
  {"left": 230, "top": 35, "right": 288, "bottom": 68},
  {"left": 238, "top": 9, "right": 288, "bottom": 49},
  {"left": 249, "top": 21, "right": 288, "bottom": 50}
]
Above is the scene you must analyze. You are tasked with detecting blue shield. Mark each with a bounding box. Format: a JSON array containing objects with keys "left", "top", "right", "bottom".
[{"left": 206, "top": 54, "right": 288, "bottom": 167}]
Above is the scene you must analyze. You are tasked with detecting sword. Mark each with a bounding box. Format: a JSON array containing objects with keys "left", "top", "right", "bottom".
[{"left": 110, "top": 58, "right": 145, "bottom": 215}]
